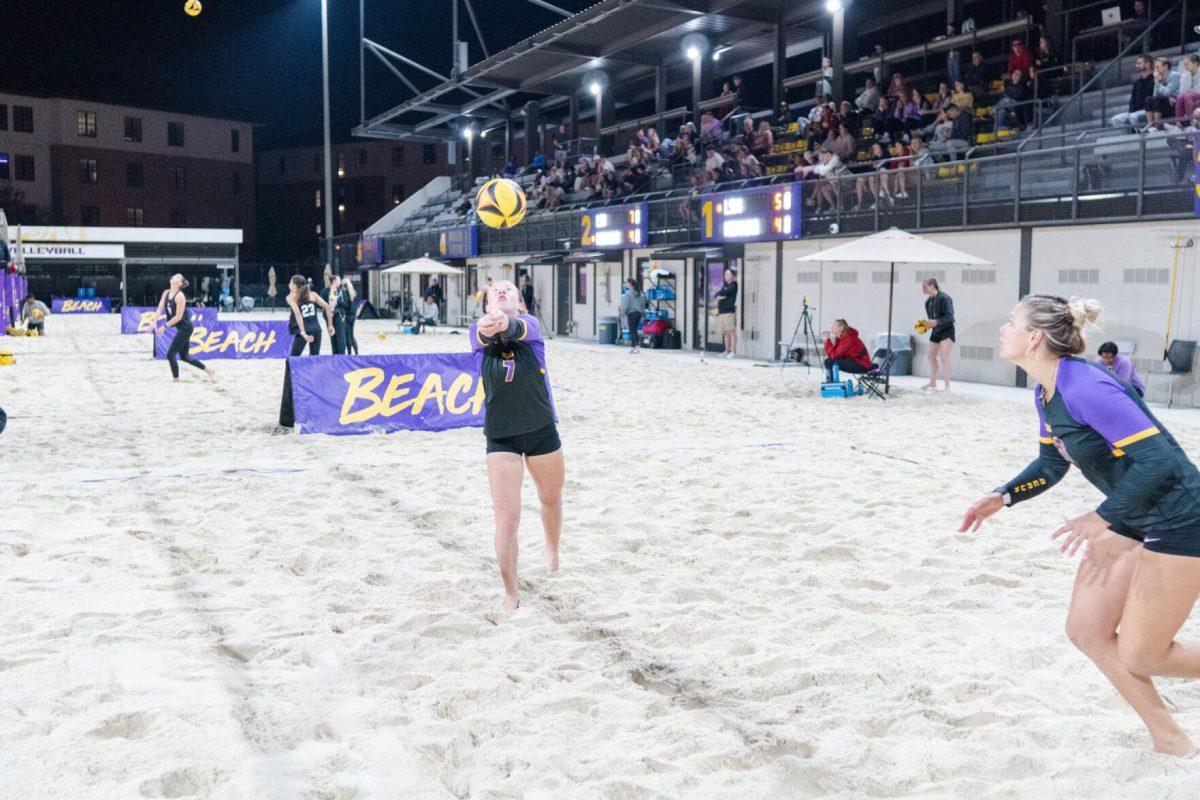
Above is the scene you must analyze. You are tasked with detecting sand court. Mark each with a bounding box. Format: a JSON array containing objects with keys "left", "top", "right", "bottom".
[{"left": 5, "top": 314, "right": 1200, "bottom": 798}]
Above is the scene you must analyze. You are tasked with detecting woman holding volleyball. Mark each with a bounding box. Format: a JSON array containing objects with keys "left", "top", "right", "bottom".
[{"left": 470, "top": 279, "right": 562, "bottom": 612}]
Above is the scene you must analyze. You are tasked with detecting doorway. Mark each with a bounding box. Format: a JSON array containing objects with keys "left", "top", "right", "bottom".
[
  {"left": 693, "top": 259, "right": 726, "bottom": 352},
  {"left": 555, "top": 262, "right": 571, "bottom": 336}
]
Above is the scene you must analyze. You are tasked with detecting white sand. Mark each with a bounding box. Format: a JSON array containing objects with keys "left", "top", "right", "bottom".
[{"left": 6, "top": 314, "right": 1200, "bottom": 799}]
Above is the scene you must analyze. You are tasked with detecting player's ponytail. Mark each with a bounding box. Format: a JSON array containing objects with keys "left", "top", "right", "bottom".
[{"left": 290, "top": 274, "right": 310, "bottom": 304}]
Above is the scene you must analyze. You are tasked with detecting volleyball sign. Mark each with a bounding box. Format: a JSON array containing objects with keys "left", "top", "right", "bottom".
[
  {"left": 154, "top": 320, "right": 291, "bottom": 359},
  {"left": 287, "top": 353, "right": 485, "bottom": 435},
  {"left": 52, "top": 297, "right": 111, "bottom": 314},
  {"left": 121, "top": 306, "right": 216, "bottom": 334}
]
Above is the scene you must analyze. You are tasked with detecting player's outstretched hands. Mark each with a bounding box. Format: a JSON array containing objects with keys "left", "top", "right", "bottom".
[{"left": 959, "top": 493, "right": 1004, "bottom": 533}]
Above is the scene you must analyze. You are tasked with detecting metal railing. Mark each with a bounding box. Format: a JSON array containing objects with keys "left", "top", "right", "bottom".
[{"left": 368, "top": 125, "right": 1195, "bottom": 263}]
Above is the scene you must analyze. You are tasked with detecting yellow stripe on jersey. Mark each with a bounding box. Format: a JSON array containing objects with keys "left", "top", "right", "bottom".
[
  {"left": 1111, "top": 449, "right": 1126, "bottom": 457},
  {"left": 1113, "top": 427, "right": 1160, "bottom": 448},
  {"left": 476, "top": 329, "right": 489, "bottom": 347},
  {"left": 516, "top": 318, "right": 529, "bottom": 341},
  {"left": 1039, "top": 437, "right": 1054, "bottom": 444}
]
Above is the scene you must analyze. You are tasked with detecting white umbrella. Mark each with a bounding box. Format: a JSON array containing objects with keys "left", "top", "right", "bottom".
[
  {"left": 380, "top": 257, "right": 464, "bottom": 275},
  {"left": 796, "top": 228, "right": 992, "bottom": 391}
]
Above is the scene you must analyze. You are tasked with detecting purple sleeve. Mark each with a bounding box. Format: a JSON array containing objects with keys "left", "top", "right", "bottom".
[
  {"left": 1112, "top": 355, "right": 1135, "bottom": 383},
  {"left": 518, "top": 314, "right": 543, "bottom": 343},
  {"left": 469, "top": 323, "right": 486, "bottom": 353},
  {"left": 1059, "top": 361, "right": 1159, "bottom": 449}
]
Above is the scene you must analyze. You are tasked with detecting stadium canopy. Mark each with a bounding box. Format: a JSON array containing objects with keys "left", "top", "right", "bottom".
[{"left": 355, "top": 0, "right": 827, "bottom": 142}]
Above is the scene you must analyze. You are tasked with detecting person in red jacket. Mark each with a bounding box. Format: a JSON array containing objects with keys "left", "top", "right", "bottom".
[
  {"left": 1006, "top": 39, "right": 1033, "bottom": 78},
  {"left": 821, "top": 319, "right": 874, "bottom": 382}
]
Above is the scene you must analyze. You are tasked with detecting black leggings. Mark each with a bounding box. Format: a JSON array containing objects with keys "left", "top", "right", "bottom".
[
  {"left": 332, "top": 315, "right": 347, "bottom": 355},
  {"left": 280, "top": 330, "right": 321, "bottom": 427},
  {"left": 344, "top": 315, "right": 359, "bottom": 355},
  {"left": 166, "top": 325, "right": 205, "bottom": 379},
  {"left": 626, "top": 312, "right": 643, "bottom": 346},
  {"left": 824, "top": 357, "right": 869, "bottom": 382}
]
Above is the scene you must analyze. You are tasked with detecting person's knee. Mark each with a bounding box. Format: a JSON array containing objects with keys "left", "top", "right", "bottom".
[
  {"left": 1065, "top": 616, "right": 1114, "bottom": 657},
  {"left": 1117, "top": 635, "right": 1166, "bottom": 676},
  {"left": 536, "top": 484, "right": 563, "bottom": 508}
]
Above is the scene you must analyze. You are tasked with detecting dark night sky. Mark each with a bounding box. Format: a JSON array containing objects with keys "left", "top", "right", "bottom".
[{"left": 0, "top": 0, "right": 595, "bottom": 150}]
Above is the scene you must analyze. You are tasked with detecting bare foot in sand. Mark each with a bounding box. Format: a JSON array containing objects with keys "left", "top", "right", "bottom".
[
  {"left": 921, "top": 383, "right": 937, "bottom": 391},
  {"left": 545, "top": 548, "right": 559, "bottom": 575},
  {"left": 1153, "top": 732, "right": 1197, "bottom": 757},
  {"left": 501, "top": 595, "right": 520, "bottom": 613},
  {"left": 205, "top": 367, "right": 216, "bottom": 381}
]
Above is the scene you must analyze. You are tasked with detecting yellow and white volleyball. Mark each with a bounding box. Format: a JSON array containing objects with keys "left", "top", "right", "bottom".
[
  {"left": 30, "top": 308, "right": 44, "bottom": 321},
  {"left": 475, "top": 178, "right": 527, "bottom": 229},
  {"left": 914, "top": 319, "right": 929, "bottom": 334},
  {"left": 184, "top": 0, "right": 202, "bottom": 17}
]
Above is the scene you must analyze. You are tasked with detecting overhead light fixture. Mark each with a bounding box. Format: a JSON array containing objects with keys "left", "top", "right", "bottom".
[
  {"left": 589, "top": 81, "right": 601, "bottom": 95},
  {"left": 462, "top": 126, "right": 474, "bottom": 141},
  {"left": 825, "top": 0, "right": 843, "bottom": 12},
  {"left": 686, "top": 46, "right": 700, "bottom": 60}
]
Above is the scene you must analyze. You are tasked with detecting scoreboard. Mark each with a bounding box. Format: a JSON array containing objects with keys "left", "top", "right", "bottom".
[
  {"left": 698, "top": 184, "right": 802, "bottom": 243},
  {"left": 439, "top": 225, "right": 478, "bottom": 259},
  {"left": 580, "top": 202, "right": 649, "bottom": 249}
]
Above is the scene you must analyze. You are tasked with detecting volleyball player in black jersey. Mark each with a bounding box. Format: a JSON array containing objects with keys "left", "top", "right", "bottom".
[
  {"left": 962, "top": 294, "right": 1200, "bottom": 756},
  {"left": 278, "top": 275, "right": 335, "bottom": 428},
  {"left": 471, "top": 279, "right": 562, "bottom": 612},
  {"left": 286, "top": 274, "right": 334, "bottom": 355},
  {"left": 155, "top": 274, "right": 213, "bottom": 382}
]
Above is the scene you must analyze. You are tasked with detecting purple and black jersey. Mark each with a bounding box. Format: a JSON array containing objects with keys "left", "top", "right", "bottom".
[
  {"left": 999, "top": 358, "right": 1200, "bottom": 538},
  {"left": 470, "top": 314, "right": 557, "bottom": 439}
]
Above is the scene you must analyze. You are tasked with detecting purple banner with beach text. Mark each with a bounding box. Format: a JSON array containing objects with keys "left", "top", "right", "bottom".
[
  {"left": 121, "top": 305, "right": 216, "bottom": 334},
  {"left": 288, "top": 353, "right": 484, "bottom": 436},
  {"left": 154, "top": 320, "right": 292, "bottom": 360},
  {"left": 52, "top": 297, "right": 111, "bottom": 314}
]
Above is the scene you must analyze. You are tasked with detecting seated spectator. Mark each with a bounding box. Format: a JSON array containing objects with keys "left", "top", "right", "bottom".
[
  {"left": 731, "top": 74, "right": 745, "bottom": 105},
  {"left": 502, "top": 155, "right": 519, "bottom": 177},
  {"left": 853, "top": 142, "right": 893, "bottom": 210},
  {"left": 736, "top": 146, "right": 763, "bottom": 178},
  {"left": 1132, "top": 0, "right": 1149, "bottom": 22},
  {"left": 950, "top": 79, "right": 974, "bottom": 112},
  {"left": 421, "top": 297, "right": 440, "bottom": 325},
  {"left": 929, "top": 104, "right": 972, "bottom": 159},
  {"left": 890, "top": 140, "right": 912, "bottom": 199},
  {"left": 1096, "top": 341, "right": 1146, "bottom": 397},
  {"left": 902, "top": 88, "right": 927, "bottom": 131},
  {"left": 775, "top": 99, "right": 796, "bottom": 127},
  {"left": 817, "top": 56, "right": 834, "bottom": 98},
  {"left": 1032, "top": 35, "right": 1059, "bottom": 97},
  {"left": 856, "top": 77, "right": 881, "bottom": 112},
  {"left": 821, "top": 319, "right": 873, "bottom": 381},
  {"left": 739, "top": 117, "right": 756, "bottom": 151},
  {"left": 994, "top": 69, "right": 1032, "bottom": 131},
  {"left": 700, "top": 111, "right": 723, "bottom": 142},
  {"left": 962, "top": 50, "right": 988, "bottom": 93},
  {"left": 1176, "top": 54, "right": 1200, "bottom": 119},
  {"left": 646, "top": 128, "right": 661, "bottom": 154},
  {"left": 909, "top": 135, "right": 935, "bottom": 179},
  {"left": 1005, "top": 38, "right": 1032, "bottom": 78},
  {"left": 704, "top": 145, "right": 725, "bottom": 174},
  {"left": 794, "top": 150, "right": 819, "bottom": 181},
  {"left": 873, "top": 96, "right": 901, "bottom": 143},
  {"left": 1146, "top": 56, "right": 1181, "bottom": 126},
  {"left": 819, "top": 97, "right": 841, "bottom": 140},
  {"left": 752, "top": 119, "right": 774, "bottom": 155},
  {"left": 839, "top": 100, "right": 862, "bottom": 138},
  {"left": 1111, "top": 55, "right": 1154, "bottom": 130},
  {"left": 552, "top": 123, "right": 569, "bottom": 160},
  {"left": 810, "top": 150, "right": 844, "bottom": 213},
  {"left": 531, "top": 149, "right": 546, "bottom": 169},
  {"left": 823, "top": 123, "right": 856, "bottom": 163},
  {"left": 932, "top": 82, "right": 953, "bottom": 114},
  {"left": 807, "top": 102, "right": 826, "bottom": 141},
  {"left": 887, "top": 72, "right": 907, "bottom": 102}
]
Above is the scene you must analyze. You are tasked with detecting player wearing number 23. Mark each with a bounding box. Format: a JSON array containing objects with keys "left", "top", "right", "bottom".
[{"left": 470, "top": 308, "right": 558, "bottom": 453}]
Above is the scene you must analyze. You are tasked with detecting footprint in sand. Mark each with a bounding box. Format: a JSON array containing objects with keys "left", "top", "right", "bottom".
[{"left": 89, "top": 712, "right": 150, "bottom": 740}]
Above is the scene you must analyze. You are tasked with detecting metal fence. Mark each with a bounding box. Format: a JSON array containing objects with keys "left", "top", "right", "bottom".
[{"left": 366, "top": 126, "right": 1196, "bottom": 261}]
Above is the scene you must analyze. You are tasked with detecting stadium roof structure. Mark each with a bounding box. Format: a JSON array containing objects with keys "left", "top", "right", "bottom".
[{"left": 355, "top": 0, "right": 828, "bottom": 143}]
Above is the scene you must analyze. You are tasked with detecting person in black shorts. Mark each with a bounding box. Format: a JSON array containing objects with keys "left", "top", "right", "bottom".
[
  {"left": 961, "top": 294, "right": 1200, "bottom": 757},
  {"left": 470, "top": 279, "right": 562, "bottom": 612},
  {"left": 155, "top": 274, "right": 213, "bottom": 383},
  {"left": 920, "top": 277, "right": 955, "bottom": 391},
  {"left": 279, "top": 274, "right": 334, "bottom": 428}
]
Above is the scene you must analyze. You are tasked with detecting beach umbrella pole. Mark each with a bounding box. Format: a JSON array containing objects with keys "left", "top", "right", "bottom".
[{"left": 886, "top": 261, "right": 894, "bottom": 394}]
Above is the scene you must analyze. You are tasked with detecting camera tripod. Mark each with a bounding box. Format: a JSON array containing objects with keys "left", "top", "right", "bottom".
[{"left": 780, "top": 297, "right": 820, "bottom": 372}]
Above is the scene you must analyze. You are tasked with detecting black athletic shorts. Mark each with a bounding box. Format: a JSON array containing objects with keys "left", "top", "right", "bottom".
[
  {"left": 486, "top": 423, "right": 561, "bottom": 457},
  {"left": 930, "top": 325, "right": 956, "bottom": 344},
  {"left": 1111, "top": 524, "right": 1200, "bottom": 558}
]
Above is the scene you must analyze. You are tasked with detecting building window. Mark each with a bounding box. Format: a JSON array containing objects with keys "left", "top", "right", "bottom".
[
  {"left": 795, "top": 271, "right": 819, "bottom": 283},
  {"left": 356, "top": 148, "right": 367, "bottom": 167},
  {"left": 14, "top": 155, "right": 34, "bottom": 181},
  {"left": 915, "top": 270, "right": 946, "bottom": 283},
  {"left": 1058, "top": 269, "right": 1099, "bottom": 284},
  {"left": 12, "top": 106, "right": 33, "bottom": 133},
  {"left": 170, "top": 209, "right": 187, "bottom": 227},
  {"left": 576, "top": 264, "right": 588, "bottom": 304},
  {"left": 124, "top": 116, "right": 142, "bottom": 142},
  {"left": 392, "top": 184, "right": 405, "bottom": 205},
  {"left": 80, "top": 158, "right": 98, "bottom": 184},
  {"left": 125, "top": 162, "right": 144, "bottom": 187},
  {"left": 168, "top": 121, "right": 185, "bottom": 147},
  {"left": 422, "top": 144, "right": 437, "bottom": 164},
  {"left": 126, "top": 207, "right": 145, "bottom": 227},
  {"left": 77, "top": 110, "right": 97, "bottom": 137},
  {"left": 313, "top": 152, "right": 321, "bottom": 173},
  {"left": 391, "top": 146, "right": 404, "bottom": 167},
  {"left": 0, "top": 153, "right": 9, "bottom": 180},
  {"left": 81, "top": 206, "right": 101, "bottom": 225},
  {"left": 315, "top": 189, "right": 322, "bottom": 208},
  {"left": 232, "top": 170, "right": 241, "bottom": 195},
  {"left": 278, "top": 155, "right": 286, "bottom": 175},
  {"left": 231, "top": 129, "right": 240, "bottom": 153},
  {"left": 832, "top": 271, "right": 857, "bottom": 284},
  {"left": 0, "top": 105, "right": 9, "bottom": 131},
  {"left": 170, "top": 166, "right": 186, "bottom": 190}
]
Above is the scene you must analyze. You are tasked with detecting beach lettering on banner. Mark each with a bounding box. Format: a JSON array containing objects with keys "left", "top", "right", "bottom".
[
  {"left": 154, "top": 320, "right": 292, "bottom": 359},
  {"left": 288, "top": 353, "right": 485, "bottom": 435},
  {"left": 52, "top": 297, "right": 112, "bottom": 314},
  {"left": 121, "top": 306, "right": 216, "bottom": 334}
]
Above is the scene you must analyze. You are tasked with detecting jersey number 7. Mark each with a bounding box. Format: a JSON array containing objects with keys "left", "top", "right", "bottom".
[{"left": 503, "top": 359, "right": 515, "bottom": 382}]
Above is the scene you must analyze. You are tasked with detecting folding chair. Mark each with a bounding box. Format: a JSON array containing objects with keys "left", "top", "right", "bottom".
[
  {"left": 857, "top": 349, "right": 897, "bottom": 401},
  {"left": 1164, "top": 340, "right": 1197, "bottom": 408}
]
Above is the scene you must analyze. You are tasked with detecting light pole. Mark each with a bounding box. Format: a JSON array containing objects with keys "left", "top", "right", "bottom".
[
  {"left": 321, "top": 0, "right": 335, "bottom": 272},
  {"left": 589, "top": 81, "right": 601, "bottom": 156}
]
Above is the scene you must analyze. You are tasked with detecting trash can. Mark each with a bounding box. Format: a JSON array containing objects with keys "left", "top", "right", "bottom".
[
  {"left": 875, "top": 332, "right": 914, "bottom": 376},
  {"left": 598, "top": 316, "right": 619, "bottom": 345}
]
